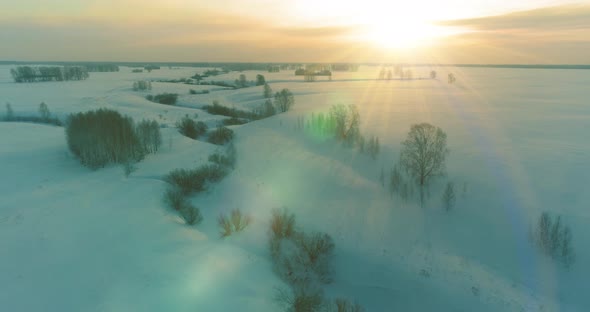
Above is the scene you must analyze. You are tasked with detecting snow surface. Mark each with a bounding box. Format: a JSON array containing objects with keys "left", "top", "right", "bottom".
[{"left": 0, "top": 65, "right": 589, "bottom": 311}]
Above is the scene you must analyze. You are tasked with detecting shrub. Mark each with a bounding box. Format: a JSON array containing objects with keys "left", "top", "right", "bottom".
[
  {"left": 218, "top": 209, "right": 252, "bottom": 237},
  {"left": 147, "top": 93, "right": 178, "bottom": 105},
  {"left": 165, "top": 164, "right": 228, "bottom": 195},
  {"left": 163, "top": 187, "right": 188, "bottom": 211},
  {"left": 293, "top": 231, "right": 335, "bottom": 284},
  {"left": 222, "top": 117, "right": 247, "bottom": 126},
  {"left": 132, "top": 69, "right": 143, "bottom": 73},
  {"left": 274, "top": 89, "right": 295, "bottom": 113},
  {"left": 327, "top": 298, "right": 365, "bottom": 312},
  {"left": 176, "top": 116, "right": 207, "bottom": 139},
  {"left": 133, "top": 80, "right": 152, "bottom": 91},
  {"left": 208, "top": 126, "right": 234, "bottom": 145},
  {"left": 256, "top": 74, "right": 266, "bottom": 86},
  {"left": 275, "top": 286, "right": 325, "bottom": 312},
  {"left": 180, "top": 204, "right": 203, "bottom": 225},
  {"left": 66, "top": 109, "right": 147, "bottom": 169},
  {"left": 442, "top": 182, "right": 456, "bottom": 211},
  {"left": 399, "top": 123, "right": 449, "bottom": 187},
  {"left": 136, "top": 119, "right": 162, "bottom": 153},
  {"left": 189, "top": 89, "right": 197, "bottom": 94},
  {"left": 270, "top": 208, "right": 296, "bottom": 241},
  {"left": 532, "top": 212, "right": 575, "bottom": 268}
]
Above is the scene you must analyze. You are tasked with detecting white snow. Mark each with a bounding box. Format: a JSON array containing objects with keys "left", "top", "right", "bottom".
[{"left": 0, "top": 65, "right": 588, "bottom": 311}]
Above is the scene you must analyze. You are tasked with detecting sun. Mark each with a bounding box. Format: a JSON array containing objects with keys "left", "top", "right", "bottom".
[
  {"left": 363, "top": 18, "right": 453, "bottom": 50},
  {"left": 341, "top": 18, "right": 454, "bottom": 52}
]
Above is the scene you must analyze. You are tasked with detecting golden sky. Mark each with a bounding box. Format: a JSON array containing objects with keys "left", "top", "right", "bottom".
[{"left": 1, "top": 0, "right": 589, "bottom": 63}]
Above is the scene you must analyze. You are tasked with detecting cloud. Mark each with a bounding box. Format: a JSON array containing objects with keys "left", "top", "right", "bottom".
[
  {"left": 438, "top": 4, "right": 590, "bottom": 32},
  {"left": 277, "top": 25, "right": 360, "bottom": 38}
]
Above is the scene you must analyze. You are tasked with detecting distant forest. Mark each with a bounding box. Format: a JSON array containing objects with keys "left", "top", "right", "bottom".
[
  {"left": 10, "top": 66, "right": 89, "bottom": 83},
  {"left": 2, "top": 61, "right": 588, "bottom": 71}
]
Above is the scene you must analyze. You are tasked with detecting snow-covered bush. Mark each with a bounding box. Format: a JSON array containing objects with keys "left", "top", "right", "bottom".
[
  {"left": 532, "top": 212, "right": 575, "bottom": 268},
  {"left": 176, "top": 116, "right": 207, "bottom": 139},
  {"left": 208, "top": 126, "right": 234, "bottom": 145},
  {"left": 66, "top": 109, "right": 148, "bottom": 169},
  {"left": 218, "top": 209, "right": 252, "bottom": 237}
]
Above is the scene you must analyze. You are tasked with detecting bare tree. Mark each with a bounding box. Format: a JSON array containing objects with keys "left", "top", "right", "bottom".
[
  {"left": 5, "top": 102, "right": 14, "bottom": 121},
  {"left": 399, "top": 123, "right": 449, "bottom": 187},
  {"left": 442, "top": 182, "right": 455, "bottom": 211},
  {"left": 38, "top": 102, "right": 50, "bottom": 121},
  {"left": 329, "top": 104, "right": 360, "bottom": 145}
]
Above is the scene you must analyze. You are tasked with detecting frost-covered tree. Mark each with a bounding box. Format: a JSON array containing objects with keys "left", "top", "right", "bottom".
[{"left": 399, "top": 123, "right": 449, "bottom": 187}]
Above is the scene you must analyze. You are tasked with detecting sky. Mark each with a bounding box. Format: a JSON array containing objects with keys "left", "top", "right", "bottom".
[{"left": 1, "top": 0, "right": 589, "bottom": 63}]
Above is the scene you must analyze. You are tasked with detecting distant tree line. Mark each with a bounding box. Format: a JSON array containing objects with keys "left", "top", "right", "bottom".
[
  {"left": 10, "top": 66, "right": 89, "bottom": 83},
  {"left": 82, "top": 64, "right": 119, "bottom": 72}
]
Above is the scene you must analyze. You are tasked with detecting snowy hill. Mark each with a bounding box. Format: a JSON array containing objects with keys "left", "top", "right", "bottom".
[{"left": 1, "top": 65, "right": 588, "bottom": 311}]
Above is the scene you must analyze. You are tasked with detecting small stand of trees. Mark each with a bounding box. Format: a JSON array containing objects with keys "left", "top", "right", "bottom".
[
  {"left": 531, "top": 212, "right": 575, "bottom": 268},
  {"left": 10, "top": 66, "right": 89, "bottom": 83},
  {"left": 65, "top": 109, "right": 161, "bottom": 169},
  {"left": 133, "top": 80, "right": 152, "bottom": 91}
]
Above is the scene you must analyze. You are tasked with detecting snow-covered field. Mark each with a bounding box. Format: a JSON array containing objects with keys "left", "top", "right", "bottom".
[{"left": 1, "top": 65, "right": 588, "bottom": 311}]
